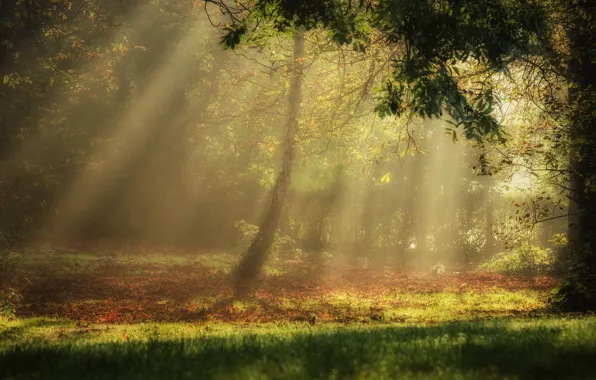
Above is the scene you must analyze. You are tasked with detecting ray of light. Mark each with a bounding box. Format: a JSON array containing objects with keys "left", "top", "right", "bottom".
[
  {"left": 2, "top": 2, "right": 160, "bottom": 182},
  {"left": 51, "top": 18, "right": 219, "bottom": 237}
]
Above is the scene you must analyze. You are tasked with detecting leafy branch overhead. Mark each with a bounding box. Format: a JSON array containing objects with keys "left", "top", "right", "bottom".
[{"left": 208, "top": 0, "right": 550, "bottom": 142}]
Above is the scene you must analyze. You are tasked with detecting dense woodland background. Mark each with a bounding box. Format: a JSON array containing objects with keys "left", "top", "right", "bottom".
[
  {"left": 1, "top": 2, "right": 596, "bottom": 378},
  {"left": 0, "top": 0, "right": 594, "bottom": 307}
]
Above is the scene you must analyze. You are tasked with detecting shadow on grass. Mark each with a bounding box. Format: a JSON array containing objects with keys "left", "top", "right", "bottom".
[{"left": 1, "top": 320, "right": 595, "bottom": 380}]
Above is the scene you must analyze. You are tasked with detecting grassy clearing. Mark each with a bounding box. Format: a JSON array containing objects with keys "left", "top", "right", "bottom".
[
  {"left": 2, "top": 243, "right": 558, "bottom": 324},
  {"left": 7, "top": 244, "right": 236, "bottom": 274},
  {"left": 1, "top": 316, "right": 596, "bottom": 379},
  {"left": 1, "top": 243, "right": 579, "bottom": 378}
]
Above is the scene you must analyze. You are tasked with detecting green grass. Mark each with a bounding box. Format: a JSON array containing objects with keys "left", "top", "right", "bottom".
[
  {"left": 6, "top": 246, "right": 238, "bottom": 276},
  {"left": 1, "top": 316, "right": 596, "bottom": 379},
  {"left": 184, "top": 289, "right": 548, "bottom": 324},
  {"left": 1, "top": 245, "right": 579, "bottom": 378}
]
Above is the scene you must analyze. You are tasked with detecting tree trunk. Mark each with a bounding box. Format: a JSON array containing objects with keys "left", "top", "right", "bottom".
[
  {"left": 483, "top": 176, "right": 496, "bottom": 260},
  {"left": 307, "top": 165, "right": 344, "bottom": 254},
  {"left": 559, "top": 0, "right": 596, "bottom": 311},
  {"left": 353, "top": 163, "right": 380, "bottom": 259},
  {"left": 233, "top": 29, "right": 305, "bottom": 297}
]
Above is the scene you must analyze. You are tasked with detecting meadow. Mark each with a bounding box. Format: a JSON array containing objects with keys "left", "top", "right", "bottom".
[{"left": 2, "top": 242, "right": 595, "bottom": 379}]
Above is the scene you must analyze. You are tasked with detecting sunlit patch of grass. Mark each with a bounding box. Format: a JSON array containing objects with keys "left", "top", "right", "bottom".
[
  {"left": 192, "top": 252, "right": 238, "bottom": 271},
  {"left": 80, "top": 300, "right": 102, "bottom": 305},
  {"left": 156, "top": 298, "right": 171, "bottom": 305},
  {"left": 382, "top": 291, "right": 546, "bottom": 323},
  {"left": 118, "top": 254, "right": 192, "bottom": 267},
  {"left": 9, "top": 248, "right": 239, "bottom": 277},
  {"left": 232, "top": 300, "right": 250, "bottom": 312},
  {"left": 4, "top": 246, "right": 558, "bottom": 325},
  {"left": 254, "top": 290, "right": 549, "bottom": 323},
  {"left": 12, "top": 250, "right": 101, "bottom": 274},
  {"left": 1, "top": 316, "right": 596, "bottom": 379},
  {"left": 263, "top": 265, "right": 286, "bottom": 277},
  {"left": 189, "top": 295, "right": 224, "bottom": 308}
]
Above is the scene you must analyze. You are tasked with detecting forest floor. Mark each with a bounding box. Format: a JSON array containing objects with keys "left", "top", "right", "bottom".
[{"left": 2, "top": 242, "right": 595, "bottom": 379}]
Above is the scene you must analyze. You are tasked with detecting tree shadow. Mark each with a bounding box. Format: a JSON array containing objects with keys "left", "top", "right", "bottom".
[{"left": 1, "top": 319, "right": 595, "bottom": 379}]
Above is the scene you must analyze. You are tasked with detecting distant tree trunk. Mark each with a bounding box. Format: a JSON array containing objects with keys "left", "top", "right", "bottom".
[
  {"left": 483, "top": 177, "right": 496, "bottom": 260},
  {"left": 484, "top": 199, "right": 495, "bottom": 257},
  {"left": 397, "top": 160, "right": 421, "bottom": 268},
  {"left": 559, "top": 0, "right": 596, "bottom": 311},
  {"left": 306, "top": 165, "right": 344, "bottom": 254},
  {"left": 233, "top": 29, "right": 305, "bottom": 296},
  {"left": 353, "top": 163, "right": 380, "bottom": 259}
]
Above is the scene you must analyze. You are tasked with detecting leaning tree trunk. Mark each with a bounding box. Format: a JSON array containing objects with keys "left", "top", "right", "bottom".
[
  {"left": 233, "top": 29, "right": 305, "bottom": 297},
  {"left": 558, "top": 0, "right": 596, "bottom": 311}
]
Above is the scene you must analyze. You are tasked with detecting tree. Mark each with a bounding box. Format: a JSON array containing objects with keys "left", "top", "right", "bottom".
[
  {"left": 208, "top": 0, "right": 551, "bottom": 288},
  {"left": 554, "top": 0, "right": 596, "bottom": 310},
  {"left": 233, "top": 28, "right": 306, "bottom": 296}
]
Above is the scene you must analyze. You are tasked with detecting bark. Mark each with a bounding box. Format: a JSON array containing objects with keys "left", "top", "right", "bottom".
[
  {"left": 559, "top": 0, "right": 596, "bottom": 311},
  {"left": 233, "top": 29, "right": 305, "bottom": 297}
]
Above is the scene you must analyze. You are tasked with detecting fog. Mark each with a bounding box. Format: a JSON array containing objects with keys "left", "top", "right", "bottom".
[{"left": 0, "top": 1, "right": 567, "bottom": 275}]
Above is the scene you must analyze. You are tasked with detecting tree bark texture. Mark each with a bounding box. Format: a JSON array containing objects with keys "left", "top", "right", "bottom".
[{"left": 561, "top": 0, "right": 596, "bottom": 310}]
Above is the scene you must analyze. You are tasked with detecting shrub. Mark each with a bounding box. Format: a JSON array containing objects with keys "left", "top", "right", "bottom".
[
  {"left": 234, "top": 220, "right": 260, "bottom": 252},
  {"left": 479, "top": 244, "right": 555, "bottom": 275},
  {"left": 0, "top": 288, "right": 19, "bottom": 319},
  {"left": 233, "top": 220, "right": 300, "bottom": 259}
]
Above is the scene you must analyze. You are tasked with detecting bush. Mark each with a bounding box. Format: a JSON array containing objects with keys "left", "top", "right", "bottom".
[
  {"left": 0, "top": 289, "right": 19, "bottom": 318},
  {"left": 479, "top": 244, "right": 555, "bottom": 275},
  {"left": 233, "top": 220, "right": 300, "bottom": 259},
  {"left": 234, "top": 220, "right": 260, "bottom": 252}
]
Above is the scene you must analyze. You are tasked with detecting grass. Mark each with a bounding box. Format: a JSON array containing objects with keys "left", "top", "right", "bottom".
[
  {"left": 1, "top": 316, "right": 596, "bottom": 379},
  {"left": 1, "top": 242, "right": 588, "bottom": 379},
  {"left": 3, "top": 243, "right": 558, "bottom": 324}
]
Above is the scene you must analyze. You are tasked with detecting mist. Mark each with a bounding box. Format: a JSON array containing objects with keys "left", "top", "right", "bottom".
[
  {"left": 0, "top": 1, "right": 568, "bottom": 273},
  {"left": 2, "top": 1, "right": 593, "bottom": 378}
]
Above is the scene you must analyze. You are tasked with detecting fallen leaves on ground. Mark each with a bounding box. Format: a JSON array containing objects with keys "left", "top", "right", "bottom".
[{"left": 8, "top": 260, "right": 558, "bottom": 324}]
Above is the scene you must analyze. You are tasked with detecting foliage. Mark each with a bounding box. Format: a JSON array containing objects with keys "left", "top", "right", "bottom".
[
  {"left": 212, "top": 0, "right": 550, "bottom": 142},
  {"left": 234, "top": 220, "right": 261, "bottom": 252},
  {"left": 0, "top": 289, "right": 19, "bottom": 319},
  {"left": 0, "top": 250, "right": 22, "bottom": 319},
  {"left": 234, "top": 220, "right": 300, "bottom": 259},
  {"left": 549, "top": 233, "right": 568, "bottom": 250},
  {"left": 0, "top": 0, "right": 590, "bottom": 310},
  {"left": 0, "top": 0, "right": 566, "bottom": 270},
  {"left": 479, "top": 244, "right": 555, "bottom": 275},
  {"left": 550, "top": 256, "right": 596, "bottom": 312}
]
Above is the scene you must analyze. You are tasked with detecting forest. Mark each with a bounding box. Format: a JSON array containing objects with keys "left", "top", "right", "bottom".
[{"left": 0, "top": 0, "right": 595, "bottom": 379}]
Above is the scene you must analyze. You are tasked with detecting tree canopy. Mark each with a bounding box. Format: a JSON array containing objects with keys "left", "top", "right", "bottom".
[{"left": 213, "top": 0, "right": 550, "bottom": 140}]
